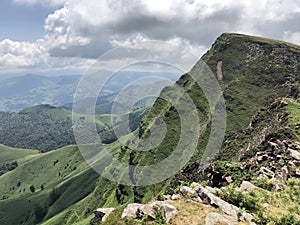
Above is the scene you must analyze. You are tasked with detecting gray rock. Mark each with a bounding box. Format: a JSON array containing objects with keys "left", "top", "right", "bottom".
[
  {"left": 196, "top": 185, "right": 256, "bottom": 224},
  {"left": 241, "top": 212, "right": 255, "bottom": 224},
  {"left": 205, "top": 186, "right": 218, "bottom": 193},
  {"left": 239, "top": 181, "right": 260, "bottom": 191},
  {"left": 288, "top": 149, "right": 300, "bottom": 161},
  {"left": 94, "top": 208, "right": 115, "bottom": 223},
  {"left": 257, "top": 154, "right": 268, "bottom": 162},
  {"left": 225, "top": 176, "right": 233, "bottom": 183},
  {"left": 269, "top": 141, "right": 278, "bottom": 148},
  {"left": 163, "top": 194, "right": 171, "bottom": 200},
  {"left": 262, "top": 202, "right": 270, "bottom": 208},
  {"left": 171, "top": 194, "right": 181, "bottom": 200},
  {"left": 259, "top": 167, "right": 274, "bottom": 178},
  {"left": 121, "top": 201, "right": 178, "bottom": 222},
  {"left": 180, "top": 186, "right": 196, "bottom": 196},
  {"left": 205, "top": 212, "right": 238, "bottom": 225},
  {"left": 153, "top": 201, "right": 178, "bottom": 222},
  {"left": 195, "top": 186, "right": 239, "bottom": 218},
  {"left": 296, "top": 168, "right": 300, "bottom": 177},
  {"left": 121, "top": 203, "right": 153, "bottom": 219}
]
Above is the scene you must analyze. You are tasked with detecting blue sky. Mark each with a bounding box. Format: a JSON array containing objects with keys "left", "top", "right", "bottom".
[
  {"left": 0, "top": 0, "right": 300, "bottom": 76},
  {"left": 0, "top": 1, "right": 58, "bottom": 42}
]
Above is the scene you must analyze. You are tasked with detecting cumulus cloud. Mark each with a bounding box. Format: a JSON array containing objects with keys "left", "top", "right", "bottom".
[
  {"left": 0, "top": 37, "right": 95, "bottom": 73},
  {"left": 42, "top": 0, "right": 300, "bottom": 59},
  {"left": 1, "top": 0, "right": 300, "bottom": 73},
  {"left": 0, "top": 39, "right": 47, "bottom": 68},
  {"left": 44, "top": 0, "right": 243, "bottom": 58}
]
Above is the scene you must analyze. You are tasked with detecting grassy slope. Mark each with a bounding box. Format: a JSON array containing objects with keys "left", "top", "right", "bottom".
[
  {"left": 0, "top": 140, "right": 133, "bottom": 225},
  {"left": 112, "top": 32, "right": 300, "bottom": 184},
  {"left": 0, "top": 145, "right": 101, "bottom": 225},
  {"left": 0, "top": 144, "right": 38, "bottom": 165}
]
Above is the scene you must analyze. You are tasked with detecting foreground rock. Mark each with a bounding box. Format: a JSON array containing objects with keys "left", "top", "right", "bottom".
[
  {"left": 194, "top": 185, "right": 256, "bottom": 225},
  {"left": 94, "top": 208, "right": 115, "bottom": 223},
  {"left": 180, "top": 186, "right": 196, "bottom": 197},
  {"left": 205, "top": 212, "right": 238, "bottom": 225},
  {"left": 195, "top": 185, "right": 239, "bottom": 218},
  {"left": 236, "top": 181, "right": 260, "bottom": 191},
  {"left": 121, "top": 201, "right": 178, "bottom": 222}
]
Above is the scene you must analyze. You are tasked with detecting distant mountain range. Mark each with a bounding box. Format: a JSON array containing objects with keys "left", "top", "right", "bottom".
[
  {"left": 0, "top": 71, "right": 180, "bottom": 112},
  {"left": 0, "top": 74, "right": 81, "bottom": 112}
]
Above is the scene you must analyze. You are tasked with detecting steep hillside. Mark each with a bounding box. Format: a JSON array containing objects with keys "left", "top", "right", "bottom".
[
  {"left": 103, "top": 32, "right": 300, "bottom": 189},
  {"left": 203, "top": 33, "right": 299, "bottom": 139},
  {"left": 0, "top": 145, "right": 102, "bottom": 225}
]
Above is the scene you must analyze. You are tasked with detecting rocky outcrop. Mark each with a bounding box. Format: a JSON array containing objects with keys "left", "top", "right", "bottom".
[
  {"left": 242, "top": 139, "right": 300, "bottom": 180},
  {"left": 181, "top": 184, "right": 255, "bottom": 225},
  {"left": 122, "top": 203, "right": 153, "bottom": 219},
  {"left": 237, "top": 181, "right": 260, "bottom": 191},
  {"left": 95, "top": 184, "right": 259, "bottom": 224},
  {"left": 195, "top": 185, "right": 239, "bottom": 218},
  {"left": 289, "top": 148, "right": 300, "bottom": 161},
  {"left": 180, "top": 186, "right": 197, "bottom": 197},
  {"left": 94, "top": 208, "right": 115, "bottom": 223},
  {"left": 121, "top": 201, "right": 178, "bottom": 222},
  {"left": 201, "top": 138, "right": 300, "bottom": 189}
]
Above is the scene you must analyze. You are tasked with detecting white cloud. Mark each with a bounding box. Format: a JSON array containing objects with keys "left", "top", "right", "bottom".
[
  {"left": 0, "top": 39, "right": 47, "bottom": 68},
  {"left": 44, "top": 7, "right": 91, "bottom": 49},
  {"left": 43, "top": 0, "right": 300, "bottom": 59},
  {"left": 0, "top": 37, "right": 95, "bottom": 73}
]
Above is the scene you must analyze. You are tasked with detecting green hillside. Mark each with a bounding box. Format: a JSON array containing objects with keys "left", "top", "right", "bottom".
[
  {"left": 0, "top": 144, "right": 38, "bottom": 165},
  {"left": 0, "top": 145, "right": 100, "bottom": 225}
]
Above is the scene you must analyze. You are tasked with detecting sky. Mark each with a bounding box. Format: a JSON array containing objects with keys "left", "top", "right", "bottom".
[{"left": 0, "top": 0, "right": 300, "bottom": 76}]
